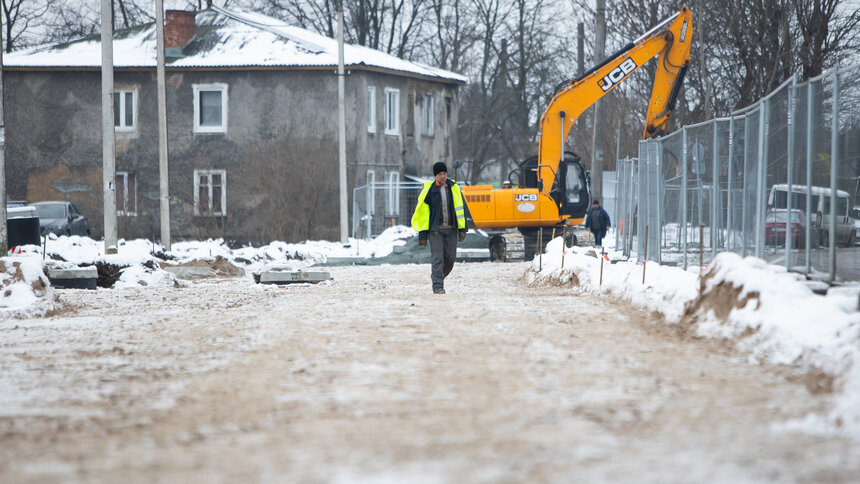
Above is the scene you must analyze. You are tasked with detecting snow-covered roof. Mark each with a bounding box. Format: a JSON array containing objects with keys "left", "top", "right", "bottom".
[{"left": 4, "top": 7, "right": 467, "bottom": 84}]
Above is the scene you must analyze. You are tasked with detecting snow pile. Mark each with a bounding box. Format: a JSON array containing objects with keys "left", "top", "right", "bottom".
[
  {"left": 171, "top": 225, "right": 415, "bottom": 269},
  {"left": 525, "top": 237, "right": 698, "bottom": 321},
  {"left": 19, "top": 235, "right": 177, "bottom": 289},
  {"left": 15, "top": 226, "right": 416, "bottom": 287},
  {"left": 0, "top": 255, "right": 55, "bottom": 318},
  {"left": 527, "top": 238, "right": 860, "bottom": 439},
  {"left": 114, "top": 264, "right": 180, "bottom": 289}
]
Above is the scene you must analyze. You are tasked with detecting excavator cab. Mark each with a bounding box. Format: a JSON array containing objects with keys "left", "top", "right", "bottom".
[{"left": 510, "top": 152, "right": 590, "bottom": 221}]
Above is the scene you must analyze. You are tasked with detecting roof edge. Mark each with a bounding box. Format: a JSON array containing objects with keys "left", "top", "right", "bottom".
[{"left": 2, "top": 63, "right": 468, "bottom": 85}]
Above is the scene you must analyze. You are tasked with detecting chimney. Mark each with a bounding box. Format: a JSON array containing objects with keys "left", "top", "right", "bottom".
[{"left": 164, "top": 10, "right": 197, "bottom": 58}]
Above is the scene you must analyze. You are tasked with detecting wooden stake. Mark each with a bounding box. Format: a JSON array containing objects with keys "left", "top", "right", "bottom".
[
  {"left": 561, "top": 225, "right": 567, "bottom": 268},
  {"left": 599, "top": 246, "right": 605, "bottom": 286},
  {"left": 642, "top": 225, "right": 649, "bottom": 284},
  {"left": 538, "top": 227, "right": 543, "bottom": 272}
]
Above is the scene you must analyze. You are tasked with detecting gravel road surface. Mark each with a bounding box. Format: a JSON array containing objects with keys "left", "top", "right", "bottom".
[{"left": 1, "top": 262, "right": 858, "bottom": 483}]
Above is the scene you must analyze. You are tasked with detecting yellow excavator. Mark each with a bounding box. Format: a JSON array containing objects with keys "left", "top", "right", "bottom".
[{"left": 462, "top": 8, "right": 693, "bottom": 259}]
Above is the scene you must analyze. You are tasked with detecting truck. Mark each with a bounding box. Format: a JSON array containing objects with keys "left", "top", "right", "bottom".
[{"left": 462, "top": 8, "right": 693, "bottom": 259}]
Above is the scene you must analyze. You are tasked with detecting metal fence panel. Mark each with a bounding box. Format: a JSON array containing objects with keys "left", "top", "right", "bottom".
[
  {"left": 352, "top": 182, "right": 423, "bottom": 239},
  {"left": 619, "top": 63, "right": 859, "bottom": 282}
]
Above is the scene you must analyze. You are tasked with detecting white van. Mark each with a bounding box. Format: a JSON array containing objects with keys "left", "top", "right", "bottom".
[{"left": 768, "top": 184, "right": 854, "bottom": 246}]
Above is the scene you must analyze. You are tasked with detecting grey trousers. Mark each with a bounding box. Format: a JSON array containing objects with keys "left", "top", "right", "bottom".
[{"left": 429, "top": 229, "right": 458, "bottom": 291}]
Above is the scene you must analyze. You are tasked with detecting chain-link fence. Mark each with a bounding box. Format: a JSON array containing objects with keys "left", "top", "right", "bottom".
[
  {"left": 352, "top": 182, "right": 425, "bottom": 239},
  {"left": 616, "top": 64, "right": 860, "bottom": 283}
]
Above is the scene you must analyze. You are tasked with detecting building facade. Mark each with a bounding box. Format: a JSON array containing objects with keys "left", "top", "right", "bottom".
[{"left": 4, "top": 8, "right": 465, "bottom": 242}]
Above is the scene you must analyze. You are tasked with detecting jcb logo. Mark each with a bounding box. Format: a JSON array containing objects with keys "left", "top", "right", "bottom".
[
  {"left": 515, "top": 194, "right": 538, "bottom": 202},
  {"left": 598, "top": 58, "right": 637, "bottom": 92}
]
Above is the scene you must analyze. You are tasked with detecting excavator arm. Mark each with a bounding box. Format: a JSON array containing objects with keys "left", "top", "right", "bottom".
[
  {"left": 461, "top": 8, "right": 692, "bottom": 249},
  {"left": 536, "top": 8, "right": 692, "bottom": 195}
]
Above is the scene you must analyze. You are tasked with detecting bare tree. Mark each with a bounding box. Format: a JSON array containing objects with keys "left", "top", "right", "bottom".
[
  {"left": 795, "top": 0, "right": 860, "bottom": 79},
  {"left": 2, "top": 0, "right": 51, "bottom": 52}
]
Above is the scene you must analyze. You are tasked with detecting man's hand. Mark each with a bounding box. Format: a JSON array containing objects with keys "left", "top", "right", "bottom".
[
  {"left": 418, "top": 239, "right": 427, "bottom": 246},
  {"left": 458, "top": 231, "right": 466, "bottom": 242}
]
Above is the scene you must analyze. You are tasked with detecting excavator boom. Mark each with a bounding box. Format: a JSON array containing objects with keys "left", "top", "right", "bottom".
[
  {"left": 536, "top": 7, "right": 692, "bottom": 196},
  {"left": 462, "top": 8, "right": 692, "bottom": 255}
]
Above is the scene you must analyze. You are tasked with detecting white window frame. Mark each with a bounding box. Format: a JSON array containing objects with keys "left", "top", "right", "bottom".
[
  {"left": 116, "top": 171, "right": 137, "bottom": 216},
  {"left": 385, "top": 171, "right": 400, "bottom": 217},
  {"left": 194, "top": 169, "right": 227, "bottom": 216},
  {"left": 422, "top": 94, "right": 435, "bottom": 137},
  {"left": 367, "top": 86, "right": 377, "bottom": 134},
  {"left": 193, "top": 83, "right": 229, "bottom": 134},
  {"left": 384, "top": 88, "right": 400, "bottom": 136},
  {"left": 114, "top": 89, "right": 136, "bottom": 132}
]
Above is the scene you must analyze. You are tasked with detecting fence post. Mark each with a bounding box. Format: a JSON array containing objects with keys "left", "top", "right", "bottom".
[
  {"left": 700, "top": 224, "right": 705, "bottom": 293},
  {"left": 785, "top": 74, "right": 796, "bottom": 271},
  {"left": 682, "top": 127, "right": 688, "bottom": 269},
  {"left": 727, "top": 116, "right": 734, "bottom": 252},
  {"left": 805, "top": 81, "right": 814, "bottom": 274},
  {"left": 829, "top": 73, "right": 840, "bottom": 284},
  {"left": 755, "top": 101, "right": 768, "bottom": 259},
  {"left": 712, "top": 120, "right": 720, "bottom": 256},
  {"left": 742, "top": 114, "right": 750, "bottom": 257},
  {"left": 656, "top": 141, "right": 663, "bottom": 264}
]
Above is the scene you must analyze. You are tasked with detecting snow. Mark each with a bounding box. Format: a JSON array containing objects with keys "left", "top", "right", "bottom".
[
  {"left": 0, "top": 255, "right": 56, "bottom": 318},
  {"left": 10, "top": 225, "right": 415, "bottom": 298},
  {"left": 527, "top": 237, "right": 860, "bottom": 440},
  {"left": 4, "top": 8, "right": 467, "bottom": 83}
]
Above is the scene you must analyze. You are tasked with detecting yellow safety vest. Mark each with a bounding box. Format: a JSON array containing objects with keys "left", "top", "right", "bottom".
[{"left": 411, "top": 180, "right": 466, "bottom": 232}]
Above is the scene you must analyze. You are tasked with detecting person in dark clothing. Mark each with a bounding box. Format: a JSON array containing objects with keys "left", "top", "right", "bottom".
[
  {"left": 411, "top": 162, "right": 467, "bottom": 294},
  {"left": 584, "top": 199, "right": 611, "bottom": 247}
]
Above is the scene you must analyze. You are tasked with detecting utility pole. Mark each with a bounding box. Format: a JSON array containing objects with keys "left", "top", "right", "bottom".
[
  {"left": 590, "top": 0, "right": 606, "bottom": 204},
  {"left": 337, "top": 1, "right": 348, "bottom": 243},
  {"left": 100, "top": 0, "right": 118, "bottom": 253},
  {"left": 576, "top": 22, "right": 584, "bottom": 77},
  {"left": 155, "top": 0, "right": 171, "bottom": 250},
  {"left": 0, "top": 20, "right": 6, "bottom": 256}
]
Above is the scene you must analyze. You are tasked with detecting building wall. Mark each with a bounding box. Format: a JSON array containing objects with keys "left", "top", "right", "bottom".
[{"left": 5, "top": 68, "right": 460, "bottom": 243}]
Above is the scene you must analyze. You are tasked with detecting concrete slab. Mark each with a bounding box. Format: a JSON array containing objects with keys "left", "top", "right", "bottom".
[
  {"left": 257, "top": 271, "right": 331, "bottom": 284},
  {"left": 47, "top": 266, "right": 98, "bottom": 290},
  {"left": 164, "top": 266, "right": 218, "bottom": 279},
  {"left": 324, "top": 257, "right": 368, "bottom": 265},
  {"left": 456, "top": 249, "right": 490, "bottom": 262}
]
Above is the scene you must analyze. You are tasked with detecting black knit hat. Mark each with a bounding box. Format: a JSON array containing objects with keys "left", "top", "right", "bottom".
[{"left": 433, "top": 161, "right": 448, "bottom": 175}]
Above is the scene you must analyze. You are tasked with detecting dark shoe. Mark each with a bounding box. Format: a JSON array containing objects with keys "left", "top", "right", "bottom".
[{"left": 433, "top": 288, "right": 446, "bottom": 294}]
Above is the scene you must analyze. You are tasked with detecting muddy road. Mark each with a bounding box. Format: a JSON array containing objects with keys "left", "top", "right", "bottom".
[{"left": 0, "top": 262, "right": 857, "bottom": 483}]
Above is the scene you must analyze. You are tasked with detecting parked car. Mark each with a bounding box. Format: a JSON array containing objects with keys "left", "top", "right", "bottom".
[
  {"left": 765, "top": 209, "right": 810, "bottom": 249},
  {"left": 768, "top": 184, "right": 854, "bottom": 246},
  {"left": 31, "top": 201, "right": 91, "bottom": 237}
]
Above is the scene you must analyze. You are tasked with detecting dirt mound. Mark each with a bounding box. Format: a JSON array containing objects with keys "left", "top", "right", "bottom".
[
  {"left": 681, "top": 270, "right": 760, "bottom": 330},
  {"left": 165, "top": 256, "right": 246, "bottom": 278}
]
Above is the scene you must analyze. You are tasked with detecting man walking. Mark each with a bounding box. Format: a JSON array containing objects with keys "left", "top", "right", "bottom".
[
  {"left": 411, "top": 162, "right": 467, "bottom": 294},
  {"left": 584, "top": 199, "right": 611, "bottom": 247}
]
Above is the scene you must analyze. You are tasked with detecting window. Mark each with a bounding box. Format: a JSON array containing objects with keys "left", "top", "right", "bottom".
[
  {"left": 193, "top": 83, "right": 228, "bottom": 133},
  {"left": 116, "top": 171, "right": 137, "bottom": 216},
  {"left": 194, "top": 169, "right": 227, "bottom": 216},
  {"left": 421, "top": 94, "right": 435, "bottom": 137},
  {"left": 384, "top": 88, "right": 400, "bottom": 135},
  {"left": 367, "top": 86, "right": 376, "bottom": 134},
  {"left": 114, "top": 90, "right": 136, "bottom": 132},
  {"left": 385, "top": 171, "right": 400, "bottom": 217}
]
